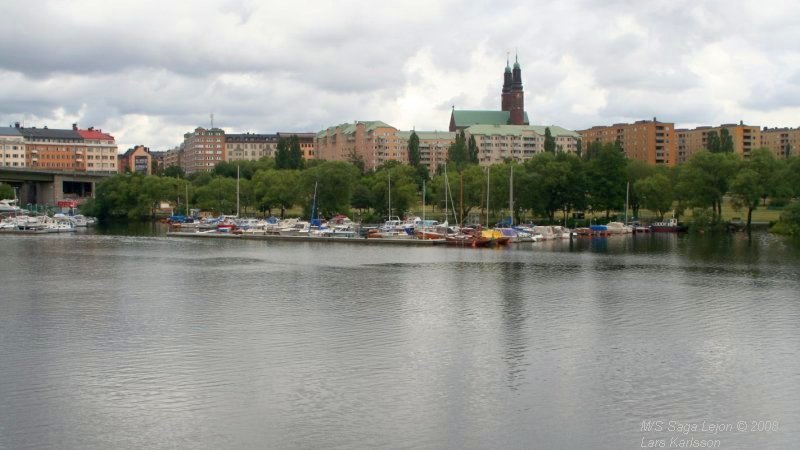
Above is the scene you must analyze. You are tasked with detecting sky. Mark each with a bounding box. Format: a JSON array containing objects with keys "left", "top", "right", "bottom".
[{"left": 1, "top": 0, "right": 799, "bottom": 152}]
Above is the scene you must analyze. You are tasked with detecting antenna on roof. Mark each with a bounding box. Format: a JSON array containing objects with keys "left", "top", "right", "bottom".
[{"left": 210, "top": 113, "right": 214, "bottom": 129}]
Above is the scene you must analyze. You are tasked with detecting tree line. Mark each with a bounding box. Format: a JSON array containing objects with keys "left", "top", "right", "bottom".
[{"left": 83, "top": 135, "right": 800, "bottom": 234}]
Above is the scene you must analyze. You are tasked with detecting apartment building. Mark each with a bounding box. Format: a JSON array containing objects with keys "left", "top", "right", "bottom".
[
  {"left": 20, "top": 126, "right": 86, "bottom": 171},
  {"left": 75, "top": 126, "right": 118, "bottom": 172},
  {"left": 315, "top": 121, "right": 404, "bottom": 171},
  {"left": 278, "top": 132, "right": 316, "bottom": 161},
  {"left": 760, "top": 127, "right": 800, "bottom": 158},
  {"left": 118, "top": 145, "right": 152, "bottom": 174},
  {"left": 164, "top": 145, "right": 184, "bottom": 169},
  {"left": 183, "top": 127, "right": 225, "bottom": 174},
  {"left": 396, "top": 130, "right": 456, "bottom": 173},
  {"left": 225, "top": 133, "right": 279, "bottom": 162},
  {"left": 0, "top": 127, "right": 26, "bottom": 168},
  {"left": 579, "top": 119, "right": 676, "bottom": 166},
  {"left": 466, "top": 124, "right": 580, "bottom": 165},
  {"left": 675, "top": 123, "right": 760, "bottom": 163}
]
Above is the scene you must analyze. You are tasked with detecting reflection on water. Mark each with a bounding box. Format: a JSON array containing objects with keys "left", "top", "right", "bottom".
[{"left": 1, "top": 230, "right": 799, "bottom": 449}]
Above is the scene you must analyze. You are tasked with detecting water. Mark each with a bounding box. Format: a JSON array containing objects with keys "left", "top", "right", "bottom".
[{"left": 1, "top": 230, "right": 799, "bottom": 449}]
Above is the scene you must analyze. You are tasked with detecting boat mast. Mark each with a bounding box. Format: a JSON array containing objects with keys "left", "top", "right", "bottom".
[
  {"left": 185, "top": 182, "right": 189, "bottom": 216},
  {"left": 422, "top": 179, "right": 425, "bottom": 231},
  {"left": 509, "top": 165, "right": 514, "bottom": 227},
  {"left": 443, "top": 164, "right": 448, "bottom": 224},
  {"left": 486, "top": 166, "right": 490, "bottom": 227},
  {"left": 388, "top": 172, "right": 391, "bottom": 219},
  {"left": 624, "top": 181, "right": 629, "bottom": 225},
  {"left": 236, "top": 164, "right": 240, "bottom": 217}
]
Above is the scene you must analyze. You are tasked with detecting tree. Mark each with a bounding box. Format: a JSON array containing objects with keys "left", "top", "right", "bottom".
[
  {"left": 369, "top": 163, "right": 418, "bottom": 219},
  {"left": 0, "top": 182, "right": 14, "bottom": 199},
  {"left": 407, "top": 130, "right": 421, "bottom": 167},
  {"left": 447, "top": 130, "right": 469, "bottom": 167},
  {"left": 544, "top": 127, "right": 556, "bottom": 153},
  {"left": 302, "top": 161, "right": 360, "bottom": 218},
  {"left": 730, "top": 149, "right": 780, "bottom": 229},
  {"left": 519, "top": 153, "right": 586, "bottom": 223},
  {"left": 163, "top": 165, "right": 185, "bottom": 179},
  {"left": 576, "top": 139, "right": 583, "bottom": 159},
  {"left": 275, "top": 137, "right": 290, "bottom": 169},
  {"left": 467, "top": 134, "right": 479, "bottom": 164},
  {"left": 288, "top": 134, "right": 304, "bottom": 170},
  {"left": 625, "top": 159, "right": 655, "bottom": 218},
  {"left": 193, "top": 176, "right": 237, "bottom": 214},
  {"left": 634, "top": 174, "right": 673, "bottom": 219},
  {"left": 347, "top": 149, "right": 366, "bottom": 174},
  {"left": 252, "top": 169, "right": 300, "bottom": 217},
  {"left": 351, "top": 182, "right": 372, "bottom": 214},
  {"left": 585, "top": 140, "right": 602, "bottom": 160},
  {"left": 720, "top": 128, "right": 734, "bottom": 153},
  {"left": 675, "top": 151, "right": 739, "bottom": 221},
  {"left": 587, "top": 143, "right": 628, "bottom": 219},
  {"left": 706, "top": 130, "right": 721, "bottom": 153}
]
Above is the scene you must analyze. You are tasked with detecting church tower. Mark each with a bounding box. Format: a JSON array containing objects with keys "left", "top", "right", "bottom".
[
  {"left": 509, "top": 54, "right": 525, "bottom": 125},
  {"left": 501, "top": 57, "right": 513, "bottom": 112}
]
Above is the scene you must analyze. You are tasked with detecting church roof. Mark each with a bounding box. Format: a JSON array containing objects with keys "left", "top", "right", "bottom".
[{"left": 451, "top": 110, "right": 530, "bottom": 128}]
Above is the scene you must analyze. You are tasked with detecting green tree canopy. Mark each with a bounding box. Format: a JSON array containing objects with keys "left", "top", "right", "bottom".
[
  {"left": 407, "top": 130, "right": 421, "bottom": 167},
  {"left": 544, "top": 127, "right": 556, "bottom": 153},
  {"left": 447, "top": 130, "right": 469, "bottom": 168},
  {"left": 0, "top": 182, "right": 14, "bottom": 200},
  {"left": 719, "top": 128, "right": 734, "bottom": 153},
  {"left": 587, "top": 143, "right": 628, "bottom": 218},
  {"left": 252, "top": 169, "right": 301, "bottom": 217},
  {"left": 706, "top": 130, "right": 721, "bottom": 153},
  {"left": 302, "top": 161, "right": 360, "bottom": 218},
  {"left": 163, "top": 165, "right": 185, "bottom": 179},
  {"left": 634, "top": 174, "right": 673, "bottom": 219},
  {"left": 676, "top": 151, "right": 739, "bottom": 220}
]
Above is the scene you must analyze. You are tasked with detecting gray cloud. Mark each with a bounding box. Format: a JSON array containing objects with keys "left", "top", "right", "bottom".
[{"left": 1, "top": 0, "right": 799, "bottom": 150}]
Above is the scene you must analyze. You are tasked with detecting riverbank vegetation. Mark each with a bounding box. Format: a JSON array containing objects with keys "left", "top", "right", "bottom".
[{"left": 82, "top": 137, "right": 800, "bottom": 232}]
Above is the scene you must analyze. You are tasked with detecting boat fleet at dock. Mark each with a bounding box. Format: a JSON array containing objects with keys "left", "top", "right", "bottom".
[
  {"left": 0, "top": 212, "right": 96, "bottom": 233},
  {"left": 166, "top": 213, "right": 685, "bottom": 247}
]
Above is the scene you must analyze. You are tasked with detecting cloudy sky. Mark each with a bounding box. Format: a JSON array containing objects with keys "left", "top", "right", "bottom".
[{"left": 1, "top": 0, "right": 799, "bottom": 151}]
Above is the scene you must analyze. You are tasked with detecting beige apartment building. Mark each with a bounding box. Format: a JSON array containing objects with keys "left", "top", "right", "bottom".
[
  {"left": 760, "top": 127, "right": 800, "bottom": 158},
  {"left": 466, "top": 124, "right": 580, "bottom": 165},
  {"left": 183, "top": 127, "right": 225, "bottom": 174},
  {"left": 396, "top": 130, "right": 456, "bottom": 173},
  {"left": 76, "top": 126, "right": 118, "bottom": 173},
  {"left": 164, "top": 145, "right": 184, "bottom": 169},
  {"left": 315, "top": 121, "right": 406, "bottom": 170},
  {"left": 579, "top": 119, "right": 676, "bottom": 166},
  {"left": 225, "top": 133, "right": 279, "bottom": 161},
  {"left": 675, "top": 123, "right": 760, "bottom": 163},
  {"left": 0, "top": 127, "right": 26, "bottom": 168}
]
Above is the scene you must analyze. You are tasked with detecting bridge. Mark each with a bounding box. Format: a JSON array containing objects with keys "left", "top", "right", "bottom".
[{"left": 0, "top": 167, "right": 115, "bottom": 207}]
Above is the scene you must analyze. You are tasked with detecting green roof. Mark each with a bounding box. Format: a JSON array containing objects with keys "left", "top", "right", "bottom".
[
  {"left": 465, "top": 124, "right": 579, "bottom": 138},
  {"left": 451, "top": 110, "right": 530, "bottom": 128},
  {"left": 316, "top": 120, "right": 395, "bottom": 138},
  {"left": 396, "top": 130, "right": 456, "bottom": 140}
]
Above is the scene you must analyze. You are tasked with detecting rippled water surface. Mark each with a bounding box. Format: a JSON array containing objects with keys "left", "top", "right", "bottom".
[{"left": 2, "top": 230, "right": 800, "bottom": 449}]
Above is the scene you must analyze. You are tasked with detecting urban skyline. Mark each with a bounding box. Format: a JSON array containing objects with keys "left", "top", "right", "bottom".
[{"left": 1, "top": 1, "right": 799, "bottom": 152}]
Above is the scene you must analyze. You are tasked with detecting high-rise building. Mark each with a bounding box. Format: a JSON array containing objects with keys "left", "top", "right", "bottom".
[
  {"left": 396, "top": 130, "right": 456, "bottom": 173},
  {"left": 759, "top": 127, "right": 800, "bottom": 158},
  {"left": 164, "top": 145, "right": 184, "bottom": 169},
  {"left": 579, "top": 119, "right": 676, "bottom": 166},
  {"left": 15, "top": 123, "right": 117, "bottom": 172},
  {"left": 675, "top": 123, "right": 760, "bottom": 163},
  {"left": 183, "top": 127, "right": 225, "bottom": 174},
  {"left": 278, "top": 132, "right": 316, "bottom": 161}
]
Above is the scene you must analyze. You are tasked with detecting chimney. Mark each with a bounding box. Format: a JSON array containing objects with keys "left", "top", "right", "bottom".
[
  {"left": 740, "top": 120, "right": 743, "bottom": 126},
  {"left": 14, "top": 122, "right": 20, "bottom": 129},
  {"left": 72, "top": 123, "right": 78, "bottom": 130},
  {"left": 88, "top": 126, "right": 94, "bottom": 131}
]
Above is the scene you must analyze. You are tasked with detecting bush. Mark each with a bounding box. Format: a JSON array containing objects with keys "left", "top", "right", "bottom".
[{"left": 770, "top": 201, "right": 800, "bottom": 236}]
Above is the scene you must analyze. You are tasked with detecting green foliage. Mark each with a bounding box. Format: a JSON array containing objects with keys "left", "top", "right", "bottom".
[
  {"left": 252, "top": 169, "right": 300, "bottom": 217},
  {"left": 351, "top": 182, "right": 373, "bottom": 212},
  {"left": 213, "top": 159, "right": 274, "bottom": 180},
  {"left": 730, "top": 149, "right": 781, "bottom": 228},
  {"left": 519, "top": 152, "right": 586, "bottom": 222},
  {"left": 302, "top": 161, "right": 360, "bottom": 217},
  {"left": 706, "top": 130, "right": 721, "bottom": 153},
  {"left": 625, "top": 159, "right": 655, "bottom": 217},
  {"left": 274, "top": 136, "right": 304, "bottom": 170},
  {"left": 447, "top": 130, "right": 469, "bottom": 168},
  {"left": 163, "top": 165, "right": 185, "bottom": 179},
  {"left": 0, "top": 182, "right": 14, "bottom": 199},
  {"left": 635, "top": 174, "right": 673, "bottom": 219},
  {"left": 407, "top": 131, "right": 421, "bottom": 167},
  {"left": 368, "top": 163, "right": 418, "bottom": 219},
  {"left": 544, "top": 127, "right": 556, "bottom": 153},
  {"left": 587, "top": 143, "right": 627, "bottom": 218},
  {"left": 89, "top": 173, "right": 185, "bottom": 220},
  {"left": 585, "top": 140, "right": 602, "bottom": 160},
  {"left": 719, "top": 128, "right": 734, "bottom": 153},
  {"left": 676, "top": 151, "right": 739, "bottom": 220},
  {"left": 193, "top": 176, "right": 237, "bottom": 214},
  {"left": 467, "top": 134, "right": 479, "bottom": 164},
  {"left": 770, "top": 201, "right": 800, "bottom": 236}
]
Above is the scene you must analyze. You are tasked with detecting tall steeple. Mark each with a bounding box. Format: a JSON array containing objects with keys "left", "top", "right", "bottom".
[
  {"left": 501, "top": 53, "right": 513, "bottom": 112},
  {"left": 508, "top": 53, "right": 525, "bottom": 125}
]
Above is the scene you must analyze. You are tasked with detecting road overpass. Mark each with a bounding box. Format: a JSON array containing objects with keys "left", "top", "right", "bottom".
[{"left": 0, "top": 168, "right": 115, "bottom": 206}]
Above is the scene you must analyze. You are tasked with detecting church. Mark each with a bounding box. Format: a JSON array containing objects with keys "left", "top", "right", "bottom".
[{"left": 449, "top": 55, "right": 530, "bottom": 132}]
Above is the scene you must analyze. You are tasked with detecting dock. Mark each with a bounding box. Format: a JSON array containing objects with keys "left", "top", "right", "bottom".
[{"left": 166, "top": 231, "right": 448, "bottom": 246}]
